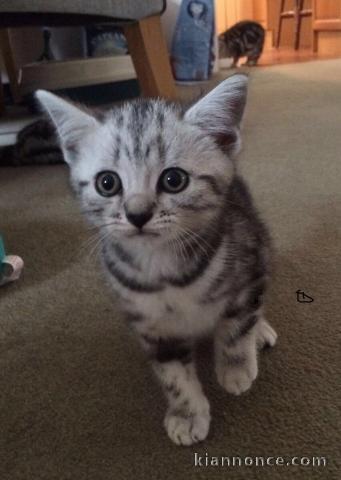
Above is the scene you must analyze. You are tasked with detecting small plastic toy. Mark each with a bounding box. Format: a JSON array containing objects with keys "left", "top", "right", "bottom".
[{"left": 0, "top": 235, "right": 24, "bottom": 286}]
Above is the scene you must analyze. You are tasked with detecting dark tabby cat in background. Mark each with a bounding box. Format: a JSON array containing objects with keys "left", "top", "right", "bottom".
[
  {"left": 219, "top": 20, "right": 265, "bottom": 67},
  {"left": 0, "top": 119, "right": 63, "bottom": 166}
]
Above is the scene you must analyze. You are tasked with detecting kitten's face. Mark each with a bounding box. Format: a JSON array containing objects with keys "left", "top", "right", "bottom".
[
  {"left": 36, "top": 75, "right": 248, "bottom": 250},
  {"left": 71, "top": 102, "right": 231, "bottom": 247}
]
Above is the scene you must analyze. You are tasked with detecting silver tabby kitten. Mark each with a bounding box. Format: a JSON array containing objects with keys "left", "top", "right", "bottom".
[{"left": 36, "top": 75, "right": 277, "bottom": 446}]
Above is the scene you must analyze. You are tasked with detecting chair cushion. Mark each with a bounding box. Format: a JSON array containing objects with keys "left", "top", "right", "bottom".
[{"left": 0, "top": 0, "right": 165, "bottom": 21}]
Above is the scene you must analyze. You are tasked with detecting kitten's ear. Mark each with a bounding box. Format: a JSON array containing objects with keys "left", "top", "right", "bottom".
[
  {"left": 35, "top": 90, "right": 98, "bottom": 164},
  {"left": 184, "top": 74, "right": 248, "bottom": 156}
]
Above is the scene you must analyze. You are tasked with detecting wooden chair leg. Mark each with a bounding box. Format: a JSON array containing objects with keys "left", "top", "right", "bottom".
[
  {"left": 124, "top": 15, "right": 177, "bottom": 100},
  {"left": 0, "top": 29, "right": 21, "bottom": 104}
]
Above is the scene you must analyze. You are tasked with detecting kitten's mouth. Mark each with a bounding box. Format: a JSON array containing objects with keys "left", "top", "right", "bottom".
[{"left": 127, "top": 230, "right": 160, "bottom": 238}]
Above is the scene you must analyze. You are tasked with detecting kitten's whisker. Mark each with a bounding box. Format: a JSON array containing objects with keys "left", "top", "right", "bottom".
[
  {"left": 174, "top": 232, "right": 188, "bottom": 265},
  {"left": 165, "top": 224, "right": 186, "bottom": 266},
  {"left": 79, "top": 235, "right": 106, "bottom": 260},
  {"left": 100, "top": 221, "right": 121, "bottom": 229},
  {"left": 181, "top": 226, "right": 215, "bottom": 254},
  {"left": 78, "top": 223, "right": 116, "bottom": 258},
  {"left": 87, "top": 228, "right": 113, "bottom": 260},
  {"left": 180, "top": 221, "right": 222, "bottom": 250},
  {"left": 169, "top": 238, "right": 179, "bottom": 266},
  {"left": 176, "top": 226, "right": 200, "bottom": 261},
  {"left": 176, "top": 225, "right": 211, "bottom": 261},
  {"left": 186, "top": 233, "right": 210, "bottom": 261},
  {"left": 78, "top": 231, "right": 102, "bottom": 255}
]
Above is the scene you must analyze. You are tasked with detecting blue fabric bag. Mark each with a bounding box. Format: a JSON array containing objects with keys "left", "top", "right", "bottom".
[{"left": 171, "top": 0, "right": 215, "bottom": 81}]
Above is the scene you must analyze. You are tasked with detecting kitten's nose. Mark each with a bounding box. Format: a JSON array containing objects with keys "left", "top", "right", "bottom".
[
  {"left": 126, "top": 211, "right": 153, "bottom": 229},
  {"left": 124, "top": 194, "right": 155, "bottom": 229}
]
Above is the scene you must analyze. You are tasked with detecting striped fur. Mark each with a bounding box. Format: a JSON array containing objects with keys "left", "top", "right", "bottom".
[
  {"left": 219, "top": 20, "right": 265, "bottom": 67},
  {"left": 0, "top": 119, "right": 63, "bottom": 167},
  {"left": 36, "top": 75, "right": 277, "bottom": 446}
]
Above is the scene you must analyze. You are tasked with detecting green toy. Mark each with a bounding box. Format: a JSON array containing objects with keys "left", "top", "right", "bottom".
[
  {"left": 0, "top": 235, "right": 24, "bottom": 286},
  {"left": 0, "top": 236, "right": 5, "bottom": 265}
]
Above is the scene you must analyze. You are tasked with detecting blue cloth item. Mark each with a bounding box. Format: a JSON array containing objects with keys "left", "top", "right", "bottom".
[{"left": 171, "top": 0, "right": 215, "bottom": 81}]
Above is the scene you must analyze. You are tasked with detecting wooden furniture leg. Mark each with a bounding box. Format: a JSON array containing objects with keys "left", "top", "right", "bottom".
[
  {"left": 294, "top": 0, "right": 303, "bottom": 50},
  {"left": 276, "top": 0, "right": 286, "bottom": 48},
  {"left": 0, "top": 29, "right": 21, "bottom": 103},
  {"left": 124, "top": 15, "right": 177, "bottom": 100},
  {"left": 312, "top": 29, "right": 319, "bottom": 52}
]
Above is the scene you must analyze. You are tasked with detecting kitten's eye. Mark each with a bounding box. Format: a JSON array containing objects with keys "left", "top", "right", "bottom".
[
  {"left": 158, "top": 168, "right": 189, "bottom": 194},
  {"left": 95, "top": 171, "right": 122, "bottom": 197}
]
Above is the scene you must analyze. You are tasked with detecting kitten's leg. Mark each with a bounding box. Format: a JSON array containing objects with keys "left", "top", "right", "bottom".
[
  {"left": 214, "top": 314, "right": 258, "bottom": 395},
  {"left": 214, "top": 310, "right": 277, "bottom": 396},
  {"left": 141, "top": 335, "right": 210, "bottom": 446},
  {"left": 245, "top": 58, "right": 258, "bottom": 66},
  {"left": 231, "top": 56, "right": 239, "bottom": 68},
  {"left": 245, "top": 48, "right": 262, "bottom": 66},
  {"left": 256, "top": 316, "right": 278, "bottom": 350}
]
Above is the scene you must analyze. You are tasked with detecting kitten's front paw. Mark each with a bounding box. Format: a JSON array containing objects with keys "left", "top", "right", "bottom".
[
  {"left": 257, "top": 319, "right": 278, "bottom": 350},
  {"left": 164, "top": 409, "right": 210, "bottom": 446},
  {"left": 216, "top": 355, "right": 258, "bottom": 396}
]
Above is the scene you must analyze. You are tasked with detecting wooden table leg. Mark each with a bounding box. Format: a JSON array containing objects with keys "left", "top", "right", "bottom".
[
  {"left": 124, "top": 15, "right": 177, "bottom": 100},
  {"left": 0, "top": 29, "right": 21, "bottom": 104}
]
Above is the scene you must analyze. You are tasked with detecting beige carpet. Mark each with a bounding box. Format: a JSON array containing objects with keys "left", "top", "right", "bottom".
[{"left": 0, "top": 59, "right": 340, "bottom": 480}]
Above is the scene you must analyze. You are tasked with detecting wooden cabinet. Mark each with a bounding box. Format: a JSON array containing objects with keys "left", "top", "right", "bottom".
[
  {"left": 215, "top": 0, "right": 341, "bottom": 53},
  {"left": 314, "top": 0, "right": 341, "bottom": 21},
  {"left": 215, "top": 0, "right": 313, "bottom": 48},
  {"left": 312, "top": 0, "right": 341, "bottom": 53},
  {"left": 268, "top": 0, "right": 312, "bottom": 48}
]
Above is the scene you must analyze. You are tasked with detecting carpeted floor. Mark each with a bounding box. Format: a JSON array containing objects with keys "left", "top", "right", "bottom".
[{"left": 1, "top": 59, "right": 340, "bottom": 480}]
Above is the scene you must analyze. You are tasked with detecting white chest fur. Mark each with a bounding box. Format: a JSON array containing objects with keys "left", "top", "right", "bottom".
[
  {"left": 132, "top": 284, "right": 223, "bottom": 338},
  {"left": 104, "top": 241, "right": 229, "bottom": 339}
]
